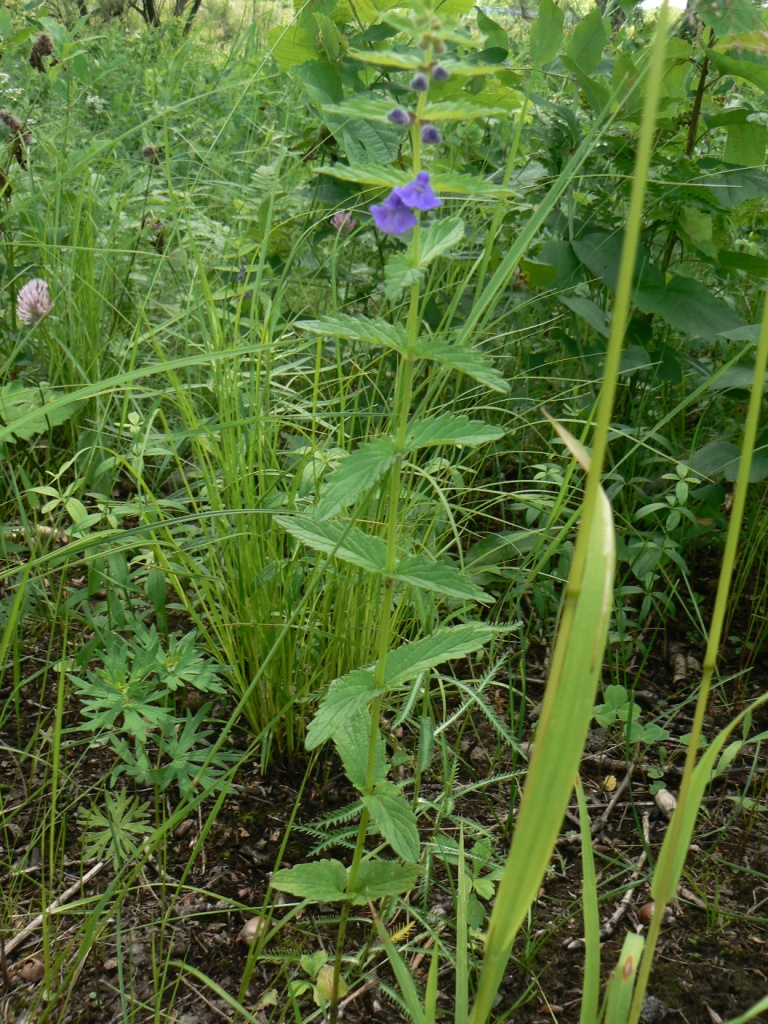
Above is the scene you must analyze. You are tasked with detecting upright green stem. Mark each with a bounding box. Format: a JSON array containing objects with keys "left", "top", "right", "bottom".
[
  {"left": 626, "top": 231, "right": 768, "bottom": 1024},
  {"left": 566, "top": 3, "right": 669, "bottom": 593},
  {"left": 328, "top": 69, "right": 431, "bottom": 1023},
  {"left": 473, "top": 90, "right": 530, "bottom": 300}
]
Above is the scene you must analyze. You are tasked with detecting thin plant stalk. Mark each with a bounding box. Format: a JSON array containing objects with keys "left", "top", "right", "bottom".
[
  {"left": 626, "top": 215, "right": 768, "bottom": 1024},
  {"left": 328, "top": 71, "right": 432, "bottom": 1022},
  {"left": 468, "top": 8, "right": 670, "bottom": 1021}
]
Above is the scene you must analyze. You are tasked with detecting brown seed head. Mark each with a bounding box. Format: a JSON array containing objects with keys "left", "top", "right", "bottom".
[
  {"left": 141, "top": 144, "right": 162, "bottom": 165},
  {"left": 0, "top": 111, "right": 31, "bottom": 167},
  {"left": 29, "top": 33, "right": 55, "bottom": 73}
]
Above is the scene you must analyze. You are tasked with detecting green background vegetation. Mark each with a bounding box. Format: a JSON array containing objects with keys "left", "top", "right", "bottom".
[{"left": 1, "top": 0, "right": 767, "bottom": 1020}]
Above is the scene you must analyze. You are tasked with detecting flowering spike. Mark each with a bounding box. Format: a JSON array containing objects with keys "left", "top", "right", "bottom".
[
  {"left": 17, "top": 278, "right": 53, "bottom": 325},
  {"left": 331, "top": 210, "right": 357, "bottom": 233}
]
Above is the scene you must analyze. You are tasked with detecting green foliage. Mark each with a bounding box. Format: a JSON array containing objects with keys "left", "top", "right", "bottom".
[
  {"left": 79, "top": 789, "right": 154, "bottom": 870},
  {"left": 594, "top": 683, "right": 670, "bottom": 745},
  {"left": 70, "top": 626, "right": 233, "bottom": 797},
  {"left": 3, "top": 0, "right": 768, "bottom": 1020}
]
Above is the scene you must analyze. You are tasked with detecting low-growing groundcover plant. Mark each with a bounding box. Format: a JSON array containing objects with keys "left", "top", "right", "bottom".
[{"left": 0, "top": 0, "right": 768, "bottom": 1022}]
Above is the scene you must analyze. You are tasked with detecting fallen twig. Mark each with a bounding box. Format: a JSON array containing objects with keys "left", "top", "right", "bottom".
[
  {"left": 5, "top": 860, "right": 105, "bottom": 959},
  {"left": 566, "top": 812, "right": 651, "bottom": 950}
]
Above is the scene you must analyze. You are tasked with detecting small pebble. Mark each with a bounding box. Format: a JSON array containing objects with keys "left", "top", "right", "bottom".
[
  {"left": 239, "top": 916, "right": 268, "bottom": 946},
  {"left": 654, "top": 788, "right": 677, "bottom": 819},
  {"left": 18, "top": 959, "right": 45, "bottom": 983},
  {"left": 640, "top": 994, "right": 669, "bottom": 1022}
]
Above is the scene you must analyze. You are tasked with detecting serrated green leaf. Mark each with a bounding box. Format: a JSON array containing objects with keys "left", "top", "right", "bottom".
[
  {"left": 306, "top": 669, "right": 376, "bottom": 750},
  {"left": 385, "top": 253, "right": 425, "bottom": 301},
  {"left": 297, "top": 314, "right": 408, "bottom": 352},
  {"left": 384, "top": 624, "right": 498, "bottom": 688},
  {"left": 346, "top": 47, "right": 421, "bottom": 68},
  {"left": 352, "top": 859, "right": 422, "bottom": 901},
  {"left": 338, "top": 118, "right": 400, "bottom": 165},
  {"left": 317, "top": 163, "right": 505, "bottom": 196},
  {"left": 530, "top": 0, "right": 564, "bottom": 65},
  {"left": 364, "top": 782, "right": 420, "bottom": 861},
  {"left": 419, "top": 217, "right": 465, "bottom": 268},
  {"left": 707, "top": 48, "right": 768, "bottom": 93},
  {"left": 275, "top": 515, "right": 387, "bottom": 573},
  {"left": 477, "top": 6, "right": 508, "bottom": 51},
  {"left": 268, "top": 24, "right": 318, "bottom": 70},
  {"left": 411, "top": 339, "right": 509, "bottom": 393},
  {"left": 565, "top": 7, "right": 607, "bottom": 76},
  {"left": 316, "top": 438, "right": 397, "bottom": 519},
  {"left": 422, "top": 100, "right": 515, "bottom": 120},
  {"left": 394, "top": 554, "right": 490, "bottom": 602},
  {"left": 270, "top": 859, "right": 350, "bottom": 902},
  {"left": 323, "top": 98, "right": 514, "bottom": 123},
  {"left": 405, "top": 413, "right": 504, "bottom": 450},
  {"left": 322, "top": 98, "right": 400, "bottom": 122},
  {"left": 334, "top": 709, "right": 387, "bottom": 791}
]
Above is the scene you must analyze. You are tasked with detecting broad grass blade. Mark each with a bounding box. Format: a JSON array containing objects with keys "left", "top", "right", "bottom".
[
  {"left": 455, "top": 827, "right": 469, "bottom": 1024},
  {"left": 369, "top": 902, "right": 426, "bottom": 1024},
  {"left": 469, "top": 422, "right": 615, "bottom": 1024},
  {"left": 576, "top": 777, "right": 600, "bottom": 1024},
  {"left": 724, "top": 996, "right": 768, "bottom": 1024},
  {"left": 651, "top": 693, "right": 768, "bottom": 907},
  {"left": 604, "top": 933, "right": 644, "bottom": 1024}
]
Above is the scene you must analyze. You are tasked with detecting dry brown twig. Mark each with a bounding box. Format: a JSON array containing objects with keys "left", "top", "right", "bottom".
[
  {"left": 566, "top": 812, "right": 652, "bottom": 950},
  {"left": 4, "top": 860, "right": 105, "bottom": 960}
]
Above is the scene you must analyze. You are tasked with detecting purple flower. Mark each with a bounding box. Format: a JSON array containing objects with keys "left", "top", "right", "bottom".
[
  {"left": 420, "top": 124, "right": 442, "bottom": 145},
  {"left": 370, "top": 193, "right": 418, "bottom": 235},
  {"left": 431, "top": 64, "right": 450, "bottom": 82},
  {"left": 17, "top": 278, "right": 52, "bottom": 325},
  {"left": 410, "top": 72, "right": 429, "bottom": 92},
  {"left": 387, "top": 107, "right": 411, "bottom": 127},
  {"left": 393, "top": 172, "right": 442, "bottom": 212},
  {"left": 369, "top": 172, "right": 442, "bottom": 235},
  {"left": 331, "top": 210, "right": 357, "bottom": 233}
]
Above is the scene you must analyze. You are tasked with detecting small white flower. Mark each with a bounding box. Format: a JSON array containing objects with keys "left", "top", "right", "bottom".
[{"left": 17, "top": 278, "right": 53, "bottom": 325}]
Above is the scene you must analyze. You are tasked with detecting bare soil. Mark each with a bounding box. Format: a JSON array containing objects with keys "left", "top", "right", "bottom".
[{"left": 2, "top": 624, "right": 767, "bottom": 1024}]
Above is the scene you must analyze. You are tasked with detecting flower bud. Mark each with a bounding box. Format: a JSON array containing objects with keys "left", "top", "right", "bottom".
[
  {"left": 330, "top": 210, "right": 356, "bottom": 233},
  {"left": 387, "top": 107, "right": 411, "bottom": 126}
]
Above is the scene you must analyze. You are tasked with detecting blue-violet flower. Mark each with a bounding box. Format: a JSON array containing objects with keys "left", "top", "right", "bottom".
[
  {"left": 370, "top": 193, "right": 418, "bottom": 235},
  {"left": 421, "top": 124, "right": 442, "bottom": 145},
  {"left": 410, "top": 72, "right": 429, "bottom": 92},
  {"left": 431, "top": 63, "right": 450, "bottom": 81},
  {"left": 393, "top": 171, "right": 442, "bottom": 212}
]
